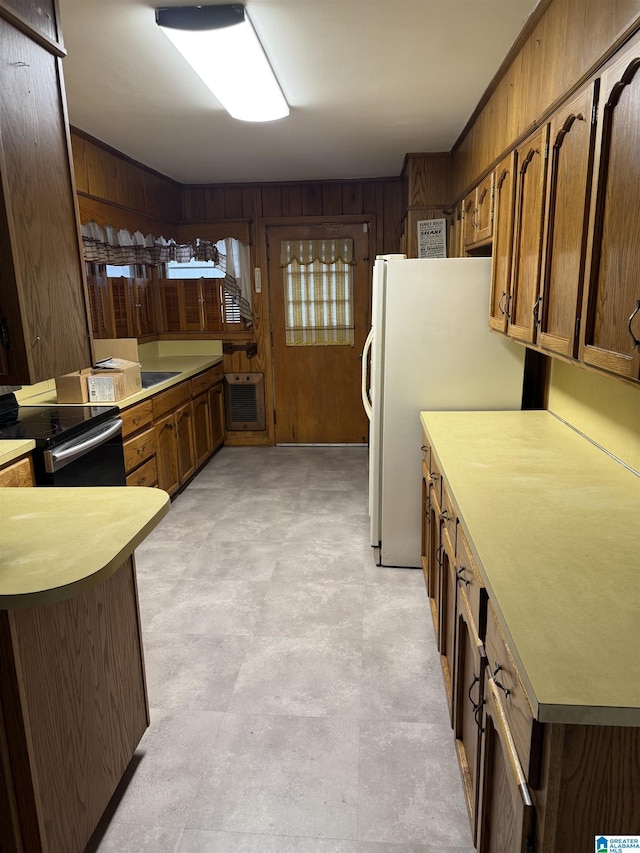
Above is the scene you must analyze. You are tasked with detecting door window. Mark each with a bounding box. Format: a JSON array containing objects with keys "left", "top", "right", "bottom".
[{"left": 280, "top": 238, "right": 355, "bottom": 346}]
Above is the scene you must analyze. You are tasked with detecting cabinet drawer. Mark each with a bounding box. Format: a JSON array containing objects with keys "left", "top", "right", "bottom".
[
  {"left": 121, "top": 400, "right": 153, "bottom": 438},
  {"left": 191, "top": 363, "right": 223, "bottom": 397},
  {"left": 126, "top": 455, "right": 158, "bottom": 488},
  {"left": 152, "top": 380, "right": 191, "bottom": 420},
  {"left": 123, "top": 427, "right": 157, "bottom": 473},
  {"left": 484, "top": 602, "right": 542, "bottom": 787},
  {"left": 456, "top": 527, "right": 487, "bottom": 641},
  {"left": 0, "top": 456, "right": 34, "bottom": 487}
]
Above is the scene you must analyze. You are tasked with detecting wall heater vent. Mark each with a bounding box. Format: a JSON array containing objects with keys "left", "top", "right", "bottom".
[{"left": 224, "top": 373, "right": 266, "bottom": 431}]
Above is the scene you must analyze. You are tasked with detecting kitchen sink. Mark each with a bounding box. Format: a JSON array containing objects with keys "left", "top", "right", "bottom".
[{"left": 140, "top": 371, "right": 181, "bottom": 389}]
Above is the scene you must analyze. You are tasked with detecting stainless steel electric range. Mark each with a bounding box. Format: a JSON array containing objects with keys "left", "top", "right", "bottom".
[{"left": 0, "top": 393, "right": 126, "bottom": 486}]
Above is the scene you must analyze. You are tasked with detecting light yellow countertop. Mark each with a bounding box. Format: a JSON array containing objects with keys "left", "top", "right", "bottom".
[
  {"left": 420, "top": 410, "right": 640, "bottom": 727},
  {"left": 0, "top": 487, "right": 170, "bottom": 609},
  {"left": 0, "top": 440, "right": 36, "bottom": 467},
  {"left": 16, "top": 355, "right": 223, "bottom": 409}
]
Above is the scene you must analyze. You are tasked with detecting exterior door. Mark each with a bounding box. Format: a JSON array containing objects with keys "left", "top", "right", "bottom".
[{"left": 267, "top": 221, "right": 371, "bottom": 444}]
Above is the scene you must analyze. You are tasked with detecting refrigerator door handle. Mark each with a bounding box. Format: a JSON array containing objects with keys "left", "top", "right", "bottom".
[{"left": 361, "top": 327, "right": 374, "bottom": 420}]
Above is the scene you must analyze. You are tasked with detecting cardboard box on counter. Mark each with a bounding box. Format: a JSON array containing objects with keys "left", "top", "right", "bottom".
[
  {"left": 88, "top": 358, "right": 142, "bottom": 402},
  {"left": 93, "top": 338, "right": 139, "bottom": 364},
  {"left": 55, "top": 368, "right": 92, "bottom": 403}
]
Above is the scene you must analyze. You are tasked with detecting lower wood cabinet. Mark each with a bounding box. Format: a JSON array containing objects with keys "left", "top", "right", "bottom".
[
  {"left": 175, "top": 401, "right": 196, "bottom": 485},
  {"left": 121, "top": 400, "right": 158, "bottom": 488},
  {"left": 0, "top": 455, "right": 34, "bottom": 487},
  {"left": 420, "top": 421, "right": 640, "bottom": 852},
  {"left": 134, "top": 363, "right": 225, "bottom": 496},
  {"left": 155, "top": 410, "right": 180, "bottom": 494},
  {"left": 476, "top": 674, "right": 536, "bottom": 853},
  {"left": 0, "top": 556, "right": 148, "bottom": 853}
]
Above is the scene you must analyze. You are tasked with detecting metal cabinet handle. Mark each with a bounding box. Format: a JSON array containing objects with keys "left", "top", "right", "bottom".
[
  {"left": 468, "top": 675, "right": 480, "bottom": 711},
  {"left": 532, "top": 295, "right": 542, "bottom": 327},
  {"left": 474, "top": 700, "right": 485, "bottom": 732},
  {"left": 491, "top": 663, "right": 511, "bottom": 696},
  {"left": 504, "top": 292, "right": 512, "bottom": 320},
  {"left": 456, "top": 566, "right": 470, "bottom": 586},
  {"left": 628, "top": 299, "right": 640, "bottom": 350},
  {"left": 498, "top": 292, "right": 506, "bottom": 316}
]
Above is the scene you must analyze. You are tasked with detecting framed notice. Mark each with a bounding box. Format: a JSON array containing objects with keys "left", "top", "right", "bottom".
[{"left": 417, "top": 218, "right": 447, "bottom": 258}]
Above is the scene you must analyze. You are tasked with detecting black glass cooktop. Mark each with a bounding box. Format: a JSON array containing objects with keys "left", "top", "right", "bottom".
[{"left": 0, "top": 394, "right": 118, "bottom": 447}]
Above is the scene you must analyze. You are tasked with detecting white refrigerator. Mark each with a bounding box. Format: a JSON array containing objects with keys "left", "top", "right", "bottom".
[{"left": 361, "top": 256, "right": 525, "bottom": 568}]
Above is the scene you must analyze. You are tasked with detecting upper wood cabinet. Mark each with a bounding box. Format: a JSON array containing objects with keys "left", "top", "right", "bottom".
[
  {"left": 161, "top": 279, "right": 224, "bottom": 335},
  {"left": 488, "top": 153, "right": 517, "bottom": 333},
  {"left": 0, "top": 17, "right": 92, "bottom": 383},
  {"left": 537, "top": 82, "right": 598, "bottom": 358},
  {"left": 462, "top": 172, "right": 494, "bottom": 249},
  {"left": 507, "top": 125, "right": 549, "bottom": 344},
  {"left": 580, "top": 35, "right": 640, "bottom": 381}
]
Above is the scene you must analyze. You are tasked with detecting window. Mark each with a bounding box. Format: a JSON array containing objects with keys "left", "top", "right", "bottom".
[{"left": 280, "top": 239, "right": 355, "bottom": 346}]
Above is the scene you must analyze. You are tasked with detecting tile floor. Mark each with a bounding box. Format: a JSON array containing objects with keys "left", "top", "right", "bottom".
[{"left": 86, "top": 446, "right": 475, "bottom": 853}]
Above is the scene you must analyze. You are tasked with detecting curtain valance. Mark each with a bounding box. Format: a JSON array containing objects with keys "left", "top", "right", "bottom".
[
  {"left": 81, "top": 223, "right": 253, "bottom": 326},
  {"left": 80, "top": 222, "right": 222, "bottom": 267},
  {"left": 280, "top": 238, "right": 356, "bottom": 267}
]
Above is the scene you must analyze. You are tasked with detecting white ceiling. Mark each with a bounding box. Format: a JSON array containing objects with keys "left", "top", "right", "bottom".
[{"left": 58, "top": 0, "right": 538, "bottom": 185}]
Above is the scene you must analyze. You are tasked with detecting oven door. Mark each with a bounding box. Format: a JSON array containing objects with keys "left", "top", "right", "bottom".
[{"left": 39, "top": 418, "right": 126, "bottom": 487}]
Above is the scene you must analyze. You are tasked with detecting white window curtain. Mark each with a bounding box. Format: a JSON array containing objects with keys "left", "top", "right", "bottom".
[
  {"left": 217, "top": 237, "right": 253, "bottom": 327},
  {"left": 280, "top": 238, "right": 355, "bottom": 346},
  {"left": 81, "top": 222, "right": 253, "bottom": 326}
]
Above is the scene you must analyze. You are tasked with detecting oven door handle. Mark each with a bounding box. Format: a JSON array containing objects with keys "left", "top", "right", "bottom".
[{"left": 44, "top": 418, "right": 123, "bottom": 473}]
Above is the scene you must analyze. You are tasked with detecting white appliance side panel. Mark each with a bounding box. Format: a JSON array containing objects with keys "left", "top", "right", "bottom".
[
  {"left": 367, "top": 257, "right": 387, "bottom": 549},
  {"left": 379, "top": 258, "right": 524, "bottom": 567}
]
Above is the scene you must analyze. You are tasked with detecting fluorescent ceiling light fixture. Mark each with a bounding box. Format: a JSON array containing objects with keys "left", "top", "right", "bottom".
[{"left": 155, "top": 4, "right": 288, "bottom": 122}]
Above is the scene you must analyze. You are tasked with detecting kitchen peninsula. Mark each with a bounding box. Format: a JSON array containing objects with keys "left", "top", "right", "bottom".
[
  {"left": 420, "top": 409, "right": 640, "bottom": 850},
  {"left": 0, "top": 485, "right": 169, "bottom": 852}
]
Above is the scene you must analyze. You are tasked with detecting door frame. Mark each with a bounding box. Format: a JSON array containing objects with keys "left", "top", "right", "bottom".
[{"left": 256, "top": 214, "right": 377, "bottom": 444}]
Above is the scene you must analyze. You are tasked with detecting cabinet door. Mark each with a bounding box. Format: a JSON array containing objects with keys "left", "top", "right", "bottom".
[
  {"left": 176, "top": 402, "right": 196, "bottom": 485},
  {"left": 202, "top": 280, "right": 223, "bottom": 332},
  {"left": 162, "top": 280, "right": 182, "bottom": 332},
  {"left": 181, "top": 281, "right": 204, "bottom": 332},
  {"left": 110, "top": 278, "right": 134, "bottom": 337},
  {"left": 538, "top": 84, "right": 597, "bottom": 357},
  {"left": 489, "top": 153, "right": 517, "bottom": 333},
  {"left": 475, "top": 172, "right": 494, "bottom": 243},
  {"left": 508, "top": 126, "right": 549, "bottom": 343},
  {"left": 476, "top": 677, "right": 536, "bottom": 853},
  {"left": 421, "top": 466, "right": 430, "bottom": 594},
  {"left": 454, "top": 586, "right": 487, "bottom": 838},
  {"left": 87, "top": 275, "right": 116, "bottom": 339},
  {"left": 155, "top": 412, "right": 179, "bottom": 494},
  {"left": 132, "top": 278, "right": 156, "bottom": 337},
  {"left": 208, "top": 381, "right": 225, "bottom": 451},
  {"left": 438, "top": 520, "right": 457, "bottom": 723},
  {"left": 580, "top": 37, "right": 640, "bottom": 380},
  {"left": 192, "top": 391, "right": 212, "bottom": 468},
  {"left": 0, "top": 20, "right": 91, "bottom": 383},
  {"left": 462, "top": 193, "right": 477, "bottom": 247}
]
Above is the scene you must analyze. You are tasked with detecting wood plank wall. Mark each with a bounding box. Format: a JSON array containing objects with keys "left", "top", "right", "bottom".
[
  {"left": 72, "top": 129, "right": 182, "bottom": 237},
  {"left": 451, "top": 0, "right": 640, "bottom": 200},
  {"left": 70, "top": 129, "right": 404, "bottom": 445}
]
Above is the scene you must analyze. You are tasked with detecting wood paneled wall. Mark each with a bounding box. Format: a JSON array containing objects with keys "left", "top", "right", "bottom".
[
  {"left": 452, "top": 0, "right": 640, "bottom": 199},
  {"left": 71, "top": 129, "right": 182, "bottom": 238},
  {"left": 70, "top": 130, "right": 404, "bottom": 445},
  {"left": 182, "top": 179, "right": 403, "bottom": 258}
]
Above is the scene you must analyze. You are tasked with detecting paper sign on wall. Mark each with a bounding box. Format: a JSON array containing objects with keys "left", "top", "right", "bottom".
[{"left": 417, "top": 218, "right": 447, "bottom": 258}]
